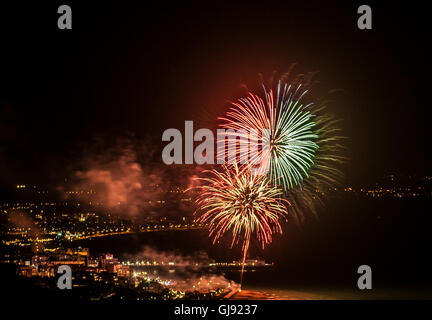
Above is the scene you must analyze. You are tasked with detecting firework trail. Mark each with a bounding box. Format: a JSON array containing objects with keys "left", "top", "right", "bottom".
[{"left": 193, "top": 164, "right": 288, "bottom": 288}]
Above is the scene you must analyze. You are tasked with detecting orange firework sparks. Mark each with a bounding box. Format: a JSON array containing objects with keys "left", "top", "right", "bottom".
[{"left": 193, "top": 164, "right": 289, "bottom": 288}]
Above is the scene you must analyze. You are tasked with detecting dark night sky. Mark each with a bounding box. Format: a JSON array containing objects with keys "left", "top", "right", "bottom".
[{"left": 0, "top": 1, "right": 430, "bottom": 186}]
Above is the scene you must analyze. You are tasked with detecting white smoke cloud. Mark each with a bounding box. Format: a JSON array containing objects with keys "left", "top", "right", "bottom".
[{"left": 127, "top": 246, "right": 238, "bottom": 292}]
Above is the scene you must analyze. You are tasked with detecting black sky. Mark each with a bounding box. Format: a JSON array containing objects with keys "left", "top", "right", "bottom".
[{"left": 0, "top": 1, "right": 430, "bottom": 186}]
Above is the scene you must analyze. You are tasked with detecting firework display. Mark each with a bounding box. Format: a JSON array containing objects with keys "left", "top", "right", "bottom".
[
  {"left": 2, "top": 1, "right": 430, "bottom": 306},
  {"left": 193, "top": 164, "right": 288, "bottom": 286},
  {"left": 193, "top": 70, "right": 345, "bottom": 288},
  {"left": 219, "top": 70, "right": 345, "bottom": 223},
  {"left": 219, "top": 79, "right": 319, "bottom": 191}
]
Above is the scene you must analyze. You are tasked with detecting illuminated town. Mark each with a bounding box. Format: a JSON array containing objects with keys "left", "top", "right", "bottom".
[
  {"left": 1, "top": 174, "right": 430, "bottom": 300},
  {"left": 1, "top": 180, "right": 281, "bottom": 300}
]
